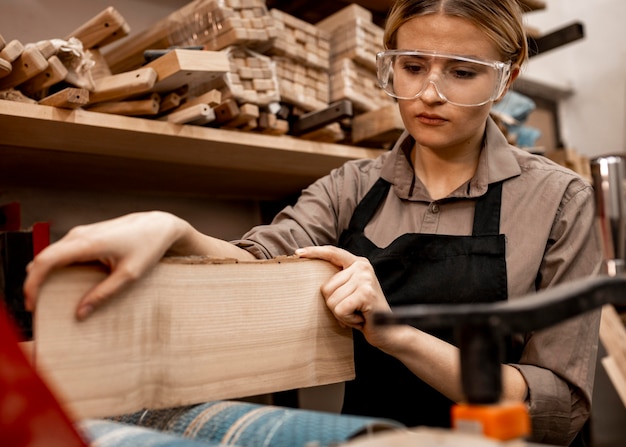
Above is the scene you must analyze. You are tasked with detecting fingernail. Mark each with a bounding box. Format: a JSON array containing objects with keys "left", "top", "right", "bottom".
[{"left": 77, "top": 304, "right": 93, "bottom": 320}]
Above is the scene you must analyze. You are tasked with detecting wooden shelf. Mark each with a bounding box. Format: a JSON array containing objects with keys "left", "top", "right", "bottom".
[{"left": 0, "top": 100, "right": 382, "bottom": 199}]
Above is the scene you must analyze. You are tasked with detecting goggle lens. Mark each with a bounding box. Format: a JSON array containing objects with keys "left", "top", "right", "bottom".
[{"left": 377, "top": 50, "right": 511, "bottom": 107}]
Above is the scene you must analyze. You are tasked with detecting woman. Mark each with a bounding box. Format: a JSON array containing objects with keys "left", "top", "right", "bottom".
[{"left": 24, "top": 0, "right": 601, "bottom": 445}]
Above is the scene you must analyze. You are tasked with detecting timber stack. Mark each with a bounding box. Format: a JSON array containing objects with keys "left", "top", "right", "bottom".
[{"left": 0, "top": 1, "right": 399, "bottom": 147}]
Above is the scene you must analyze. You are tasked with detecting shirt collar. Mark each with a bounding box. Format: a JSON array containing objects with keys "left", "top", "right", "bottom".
[{"left": 381, "top": 116, "right": 522, "bottom": 200}]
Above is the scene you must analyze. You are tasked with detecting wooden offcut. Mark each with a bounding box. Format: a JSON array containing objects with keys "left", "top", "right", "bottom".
[
  {"left": 65, "top": 7, "right": 130, "bottom": 49},
  {"left": 38, "top": 88, "right": 89, "bottom": 109},
  {"left": 351, "top": 104, "right": 404, "bottom": 148},
  {"left": 144, "top": 49, "right": 230, "bottom": 93},
  {"left": 599, "top": 305, "right": 626, "bottom": 408},
  {"left": 0, "top": 46, "right": 48, "bottom": 90},
  {"left": 88, "top": 67, "right": 158, "bottom": 104},
  {"left": 34, "top": 257, "right": 354, "bottom": 420}
]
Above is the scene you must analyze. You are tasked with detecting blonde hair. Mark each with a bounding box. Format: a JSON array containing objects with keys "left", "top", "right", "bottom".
[{"left": 383, "top": 0, "right": 528, "bottom": 67}]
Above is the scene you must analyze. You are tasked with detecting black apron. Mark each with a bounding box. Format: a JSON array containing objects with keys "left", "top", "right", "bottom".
[{"left": 338, "top": 177, "right": 508, "bottom": 428}]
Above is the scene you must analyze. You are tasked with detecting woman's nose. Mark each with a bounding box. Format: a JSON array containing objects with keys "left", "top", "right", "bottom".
[{"left": 419, "top": 80, "right": 447, "bottom": 104}]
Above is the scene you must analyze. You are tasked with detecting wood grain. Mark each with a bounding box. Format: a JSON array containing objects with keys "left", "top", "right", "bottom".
[{"left": 34, "top": 257, "right": 354, "bottom": 420}]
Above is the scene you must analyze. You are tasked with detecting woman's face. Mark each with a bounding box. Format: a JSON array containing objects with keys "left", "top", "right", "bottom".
[{"left": 395, "top": 14, "right": 508, "bottom": 155}]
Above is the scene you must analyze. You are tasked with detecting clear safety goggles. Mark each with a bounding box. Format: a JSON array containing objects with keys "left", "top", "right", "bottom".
[{"left": 376, "top": 50, "right": 512, "bottom": 107}]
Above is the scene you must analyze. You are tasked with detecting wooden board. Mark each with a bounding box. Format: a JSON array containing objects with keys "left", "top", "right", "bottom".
[
  {"left": 145, "top": 49, "right": 230, "bottom": 93},
  {"left": 599, "top": 305, "right": 626, "bottom": 408},
  {"left": 65, "top": 6, "right": 130, "bottom": 49},
  {"left": 34, "top": 256, "right": 354, "bottom": 420}
]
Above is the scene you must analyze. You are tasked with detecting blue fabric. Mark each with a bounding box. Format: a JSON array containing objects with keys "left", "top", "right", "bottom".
[
  {"left": 109, "top": 400, "right": 403, "bottom": 447},
  {"left": 79, "top": 419, "right": 225, "bottom": 447}
]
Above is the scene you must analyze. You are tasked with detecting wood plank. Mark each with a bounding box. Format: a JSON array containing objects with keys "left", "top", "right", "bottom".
[
  {"left": 0, "top": 46, "right": 48, "bottom": 90},
  {"left": 87, "top": 94, "right": 161, "bottom": 116},
  {"left": 34, "top": 257, "right": 354, "bottom": 419},
  {"left": 351, "top": 104, "right": 404, "bottom": 148},
  {"left": 88, "top": 67, "right": 158, "bottom": 104},
  {"left": 20, "top": 56, "right": 69, "bottom": 97},
  {"left": 0, "top": 40, "right": 24, "bottom": 63},
  {"left": 602, "top": 356, "right": 626, "bottom": 408},
  {"left": 600, "top": 304, "right": 626, "bottom": 407},
  {"left": 145, "top": 49, "right": 230, "bottom": 93},
  {"left": 162, "top": 103, "right": 215, "bottom": 125},
  {"left": 0, "top": 58, "right": 11, "bottom": 79},
  {"left": 38, "top": 88, "right": 89, "bottom": 109},
  {"left": 65, "top": 6, "right": 130, "bottom": 49}
]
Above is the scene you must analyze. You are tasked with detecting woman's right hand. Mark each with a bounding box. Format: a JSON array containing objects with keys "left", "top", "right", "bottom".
[{"left": 23, "top": 211, "right": 188, "bottom": 320}]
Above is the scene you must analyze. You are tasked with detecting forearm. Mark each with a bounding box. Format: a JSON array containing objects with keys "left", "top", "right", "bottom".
[
  {"left": 381, "top": 325, "right": 528, "bottom": 403},
  {"left": 162, "top": 212, "right": 257, "bottom": 261}
]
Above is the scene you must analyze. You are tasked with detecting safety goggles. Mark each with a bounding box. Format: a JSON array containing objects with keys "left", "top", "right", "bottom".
[{"left": 376, "top": 50, "right": 512, "bottom": 107}]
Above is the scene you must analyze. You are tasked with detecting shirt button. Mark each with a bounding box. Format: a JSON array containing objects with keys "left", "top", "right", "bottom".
[{"left": 430, "top": 203, "right": 440, "bottom": 213}]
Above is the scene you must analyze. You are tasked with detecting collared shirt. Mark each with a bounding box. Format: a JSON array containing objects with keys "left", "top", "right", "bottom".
[{"left": 233, "top": 117, "right": 602, "bottom": 445}]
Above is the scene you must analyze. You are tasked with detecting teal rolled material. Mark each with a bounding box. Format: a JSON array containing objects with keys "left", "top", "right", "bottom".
[
  {"left": 79, "top": 419, "right": 226, "bottom": 447},
  {"left": 110, "top": 400, "right": 403, "bottom": 447}
]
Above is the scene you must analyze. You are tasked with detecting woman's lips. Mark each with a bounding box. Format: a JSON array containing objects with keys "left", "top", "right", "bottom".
[{"left": 416, "top": 113, "right": 447, "bottom": 125}]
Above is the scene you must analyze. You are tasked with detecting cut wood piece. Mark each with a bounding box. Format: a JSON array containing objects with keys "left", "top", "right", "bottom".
[
  {"left": 175, "top": 89, "right": 221, "bottom": 112},
  {"left": 599, "top": 304, "right": 626, "bottom": 408},
  {"left": 0, "top": 40, "right": 24, "bottom": 63},
  {"left": 87, "top": 94, "right": 161, "bottom": 116},
  {"left": 0, "top": 58, "right": 11, "bottom": 79},
  {"left": 33, "top": 40, "right": 57, "bottom": 60},
  {"left": 38, "top": 87, "right": 89, "bottom": 109},
  {"left": 145, "top": 49, "right": 230, "bottom": 93},
  {"left": 88, "top": 67, "right": 157, "bottom": 104},
  {"left": 257, "top": 112, "right": 290, "bottom": 136},
  {"left": 221, "top": 102, "right": 259, "bottom": 129},
  {"left": 65, "top": 6, "right": 130, "bottom": 49},
  {"left": 0, "top": 46, "right": 49, "bottom": 90},
  {"left": 162, "top": 103, "right": 215, "bottom": 125},
  {"left": 351, "top": 104, "right": 404, "bottom": 148},
  {"left": 0, "top": 33, "right": 5, "bottom": 51},
  {"left": 159, "top": 91, "right": 182, "bottom": 113},
  {"left": 34, "top": 257, "right": 353, "bottom": 420},
  {"left": 602, "top": 356, "right": 626, "bottom": 408},
  {"left": 20, "top": 56, "right": 69, "bottom": 97},
  {"left": 214, "top": 99, "right": 240, "bottom": 124}
]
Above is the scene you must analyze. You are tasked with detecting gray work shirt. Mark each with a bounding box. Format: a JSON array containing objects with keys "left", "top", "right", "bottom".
[{"left": 233, "top": 117, "right": 602, "bottom": 446}]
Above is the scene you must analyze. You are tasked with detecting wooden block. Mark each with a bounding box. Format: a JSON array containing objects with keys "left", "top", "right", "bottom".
[
  {"left": 600, "top": 304, "right": 626, "bottom": 399},
  {"left": 0, "top": 46, "right": 49, "bottom": 90},
  {"left": 0, "top": 33, "right": 5, "bottom": 52},
  {"left": 316, "top": 4, "right": 373, "bottom": 34},
  {"left": 20, "top": 56, "right": 69, "bottom": 97},
  {"left": 159, "top": 91, "right": 182, "bottom": 113},
  {"left": 222, "top": 102, "right": 259, "bottom": 128},
  {"left": 0, "top": 58, "right": 11, "bottom": 80},
  {"left": 65, "top": 6, "right": 130, "bottom": 49},
  {"left": 162, "top": 103, "right": 215, "bottom": 125},
  {"left": 0, "top": 40, "right": 24, "bottom": 63},
  {"left": 87, "top": 94, "right": 161, "bottom": 116},
  {"left": 214, "top": 98, "right": 240, "bottom": 123},
  {"left": 34, "top": 40, "right": 57, "bottom": 60},
  {"left": 351, "top": 104, "right": 404, "bottom": 148},
  {"left": 34, "top": 257, "right": 353, "bottom": 419},
  {"left": 175, "top": 89, "right": 222, "bottom": 112},
  {"left": 38, "top": 87, "right": 89, "bottom": 109},
  {"left": 144, "top": 49, "right": 230, "bottom": 93},
  {"left": 88, "top": 67, "right": 158, "bottom": 104}
]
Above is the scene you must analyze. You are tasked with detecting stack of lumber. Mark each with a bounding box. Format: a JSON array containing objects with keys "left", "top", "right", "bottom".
[
  {"left": 103, "top": 0, "right": 277, "bottom": 74},
  {"left": 317, "top": 5, "right": 395, "bottom": 114},
  {"left": 266, "top": 8, "right": 331, "bottom": 113}
]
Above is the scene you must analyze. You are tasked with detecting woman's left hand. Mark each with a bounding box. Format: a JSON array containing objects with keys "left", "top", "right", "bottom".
[{"left": 296, "top": 245, "right": 400, "bottom": 349}]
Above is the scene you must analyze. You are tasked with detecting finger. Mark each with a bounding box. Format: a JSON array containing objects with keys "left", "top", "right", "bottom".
[
  {"left": 23, "top": 241, "right": 94, "bottom": 311},
  {"left": 75, "top": 268, "right": 137, "bottom": 320},
  {"left": 296, "top": 246, "right": 358, "bottom": 270}
]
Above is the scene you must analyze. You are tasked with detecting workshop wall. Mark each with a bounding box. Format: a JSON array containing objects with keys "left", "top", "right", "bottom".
[{"left": 523, "top": 0, "right": 626, "bottom": 158}]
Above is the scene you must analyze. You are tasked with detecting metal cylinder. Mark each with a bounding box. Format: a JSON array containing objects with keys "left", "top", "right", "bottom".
[{"left": 591, "top": 155, "right": 626, "bottom": 276}]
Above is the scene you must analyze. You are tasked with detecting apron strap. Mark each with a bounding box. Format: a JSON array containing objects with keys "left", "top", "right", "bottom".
[{"left": 472, "top": 181, "right": 504, "bottom": 237}]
